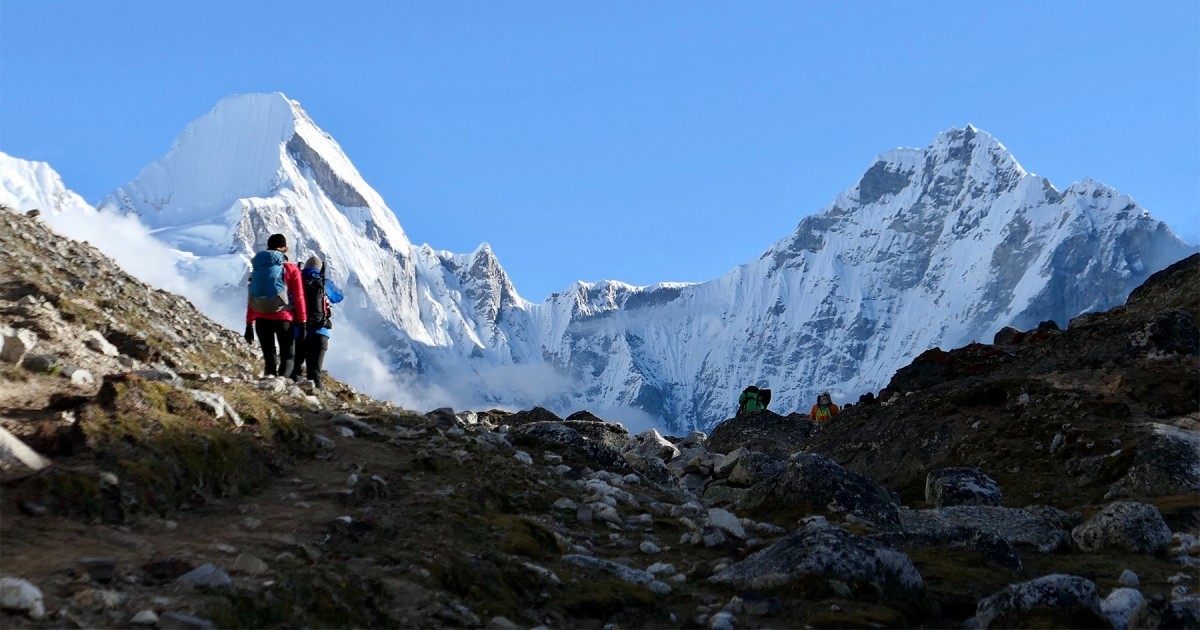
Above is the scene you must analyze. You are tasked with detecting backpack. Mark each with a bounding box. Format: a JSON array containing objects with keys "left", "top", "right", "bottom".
[
  {"left": 303, "top": 271, "right": 332, "bottom": 330},
  {"left": 813, "top": 405, "right": 832, "bottom": 423},
  {"left": 739, "top": 387, "right": 763, "bottom": 413},
  {"left": 248, "top": 250, "right": 289, "bottom": 313}
]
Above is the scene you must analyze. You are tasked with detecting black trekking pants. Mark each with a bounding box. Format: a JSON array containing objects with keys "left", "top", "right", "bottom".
[
  {"left": 291, "top": 334, "right": 328, "bottom": 385},
  {"left": 254, "top": 320, "right": 294, "bottom": 378}
]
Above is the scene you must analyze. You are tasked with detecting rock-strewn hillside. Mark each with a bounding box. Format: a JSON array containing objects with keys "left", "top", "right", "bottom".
[{"left": 2, "top": 208, "right": 1197, "bottom": 629}]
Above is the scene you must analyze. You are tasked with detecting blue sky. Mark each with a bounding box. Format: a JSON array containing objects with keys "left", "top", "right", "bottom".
[{"left": 2, "top": 2, "right": 1197, "bottom": 301}]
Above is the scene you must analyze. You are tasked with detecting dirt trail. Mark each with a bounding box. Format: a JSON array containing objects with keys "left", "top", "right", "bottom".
[{"left": 0, "top": 400, "right": 420, "bottom": 624}]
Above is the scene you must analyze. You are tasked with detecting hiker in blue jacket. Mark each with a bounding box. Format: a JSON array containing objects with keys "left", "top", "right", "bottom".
[{"left": 290, "top": 255, "right": 344, "bottom": 389}]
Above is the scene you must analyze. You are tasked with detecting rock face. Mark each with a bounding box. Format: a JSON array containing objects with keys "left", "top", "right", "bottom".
[
  {"left": 893, "top": 505, "right": 1071, "bottom": 553},
  {"left": 709, "top": 522, "right": 923, "bottom": 598},
  {"left": 975, "top": 574, "right": 1103, "bottom": 629},
  {"left": 925, "top": 467, "right": 1002, "bottom": 507},
  {"left": 706, "top": 410, "right": 813, "bottom": 456},
  {"left": 802, "top": 253, "right": 1200, "bottom": 510},
  {"left": 1071, "top": 501, "right": 1173, "bottom": 554},
  {"left": 738, "top": 453, "right": 900, "bottom": 528}
]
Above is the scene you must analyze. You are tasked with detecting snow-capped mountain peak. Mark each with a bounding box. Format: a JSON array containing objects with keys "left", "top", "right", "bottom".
[{"left": 11, "top": 99, "right": 1194, "bottom": 431}]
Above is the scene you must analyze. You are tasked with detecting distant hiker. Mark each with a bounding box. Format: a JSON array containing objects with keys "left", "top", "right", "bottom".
[
  {"left": 290, "top": 255, "right": 344, "bottom": 389},
  {"left": 809, "top": 391, "right": 840, "bottom": 426},
  {"left": 737, "top": 385, "right": 771, "bottom": 415},
  {"left": 244, "top": 233, "right": 306, "bottom": 378}
]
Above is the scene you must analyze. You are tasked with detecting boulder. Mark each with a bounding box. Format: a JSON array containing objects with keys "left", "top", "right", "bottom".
[
  {"left": 623, "top": 429, "right": 679, "bottom": 462},
  {"left": 993, "top": 326, "right": 1023, "bottom": 346},
  {"left": 896, "top": 505, "right": 1071, "bottom": 553},
  {"left": 709, "top": 521, "right": 922, "bottom": 599},
  {"left": 727, "top": 451, "right": 786, "bottom": 488},
  {"left": 706, "top": 410, "right": 813, "bottom": 456},
  {"left": 1105, "top": 424, "right": 1200, "bottom": 500},
  {"left": 975, "top": 574, "right": 1103, "bottom": 629},
  {"left": 511, "top": 420, "right": 626, "bottom": 468},
  {"left": 1101, "top": 588, "right": 1144, "bottom": 630},
  {"left": 712, "top": 447, "right": 749, "bottom": 479},
  {"left": 1071, "top": 501, "right": 1172, "bottom": 554},
  {"left": 0, "top": 327, "right": 37, "bottom": 365},
  {"left": 925, "top": 467, "right": 1002, "bottom": 507},
  {"left": 738, "top": 453, "right": 900, "bottom": 528},
  {"left": 703, "top": 483, "right": 749, "bottom": 507}
]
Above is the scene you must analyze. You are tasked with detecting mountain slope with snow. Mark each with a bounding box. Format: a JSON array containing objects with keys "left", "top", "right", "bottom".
[
  {"left": 8, "top": 94, "right": 1193, "bottom": 431},
  {"left": 534, "top": 126, "right": 1195, "bottom": 428},
  {"left": 98, "top": 93, "right": 533, "bottom": 385}
]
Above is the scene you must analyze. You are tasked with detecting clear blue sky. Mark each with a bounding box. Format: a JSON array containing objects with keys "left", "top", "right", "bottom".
[{"left": 2, "top": 2, "right": 1197, "bottom": 301}]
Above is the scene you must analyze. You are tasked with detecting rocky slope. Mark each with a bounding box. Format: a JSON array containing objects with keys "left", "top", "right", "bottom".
[
  {"left": 3, "top": 203, "right": 1199, "bottom": 628},
  {"left": 42, "top": 94, "right": 1188, "bottom": 431}
]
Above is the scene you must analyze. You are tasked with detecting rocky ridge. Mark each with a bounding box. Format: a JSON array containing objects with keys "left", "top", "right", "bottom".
[{"left": 2, "top": 206, "right": 1198, "bottom": 628}]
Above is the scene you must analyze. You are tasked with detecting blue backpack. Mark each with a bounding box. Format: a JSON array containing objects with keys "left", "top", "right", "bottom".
[{"left": 248, "top": 250, "right": 289, "bottom": 313}]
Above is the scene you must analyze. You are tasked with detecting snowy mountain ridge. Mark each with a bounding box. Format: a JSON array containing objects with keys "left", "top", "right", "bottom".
[{"left": 4, "top": 93, "right": 1194, "bottom": 431}]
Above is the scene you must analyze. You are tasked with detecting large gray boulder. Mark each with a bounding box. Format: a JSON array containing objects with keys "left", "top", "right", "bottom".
[
  {"left": 738, "top": 453, "right": 900, "bottom": 528},
  {"left": 727, "top": 451, "right": 786, "bottom": 488},
  {"left": 1071, "top": 501, "right": 1172, "bottom": 554},
  {"left": 706, "top": 410, "right": 813, "bottom": 456},
  {"left": 709, "top": 521, "right": 923, "bottom": 599},
  {"left": 975, "top": 574, "right": 1103, "bottom": 629},
  {"left": 1105, "top": 424, "right": 1200, "bottom": 500},
  {"left": 925, "top": 467, "right": 1002, "bottom": 507},
  {"left": 895, "top": 505, "right": 1071, "bottom": 553},
  {"left": 623, "top": 429, "right": 679, "bottom": 463},
  {"left": 511, "top": 419, "right": 626, "bottom": 468}
]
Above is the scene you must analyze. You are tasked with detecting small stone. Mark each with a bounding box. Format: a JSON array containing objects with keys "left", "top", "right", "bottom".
[
  {"left": 648, "top": 562, "right": 676, "bottom": 576},
  {"left": 66, "top": 367, "right": 95, "bottom": 385},
  {"left": 553, "top": 498, "right": 578, "bottom": 511},
  {"left": 1119, "top": 569, "right": 1140, "bottom": 587},
  {"left": 707, "top": 508, "right": 746, "bottom": 539},
  {"left": 486, "top": 616, "right": 520, "bottom": 630},
  {"left": 175, "top": 563, "right": 232, "bottom": 590},
  {"left": 98, "top": 471, "right": 119, "bottom": 487},
  {"left": 640, "top": 541, "right": 662, "bottom": 554},
  {"left": 648, "top": 580, "right": 672, "bottom": 595},
  {"left": 70, "top": 587, "right": 122, "bottom": 610},
  {"left": 213, "top": 543, "right": 237, "bottom": 554},
  {"left": 0, "top": 577, "right": 44, "bottom": 619},
  {"left": 232, "top": 553, "right": 269, "bottom": 576},
  {"left": 543, "top": 452, "right": 563, "bottom": 464},
  {"left": 709, "top": 611, "right": 735, "bottom": 630},
  {"left": 595, "top": 505, "right": 622, "bottom": 525},
  {"left": 130, "top": 610, "right": 158, "bottom": 626},
  {"left": 514, "top": 451, "right": 534, "bottom": 465},
  {"left": 337, "top": 426, "right": 355, "bottom": 438},
  {"left": 159, "top": 611, "right": 215, "bottom": 629},
  {"left": 80, "top": 557, "right": 116, "bottom": 583},
  {"left": 83, "top": 331, "right": 120, "bottom": 356},
  {"left": 577, "top": 505, "right": 593, "bottom": 524}
]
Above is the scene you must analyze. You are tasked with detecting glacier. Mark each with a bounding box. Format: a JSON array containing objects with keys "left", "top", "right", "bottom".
[{"left": 4, "top": 93, "right": 1194, "bottom": 432}]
